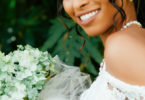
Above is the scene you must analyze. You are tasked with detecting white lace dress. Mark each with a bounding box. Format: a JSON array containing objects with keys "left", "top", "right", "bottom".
[{"left": 80, "top": 59, "right": 145, "bottom": 100}]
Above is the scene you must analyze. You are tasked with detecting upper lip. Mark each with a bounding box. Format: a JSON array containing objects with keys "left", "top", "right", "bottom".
[{"left": 75, "top": 8, "right": 100, "bottom": 17}]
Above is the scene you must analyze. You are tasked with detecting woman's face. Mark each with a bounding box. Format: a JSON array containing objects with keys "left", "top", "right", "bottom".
[{"left": 63, "top": 0, "right": 121, "bottom": 36}]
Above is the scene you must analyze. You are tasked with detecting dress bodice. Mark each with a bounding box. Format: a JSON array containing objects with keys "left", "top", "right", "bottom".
[{"left": 80, "top": 59, "right": 145, "bottom": 100}]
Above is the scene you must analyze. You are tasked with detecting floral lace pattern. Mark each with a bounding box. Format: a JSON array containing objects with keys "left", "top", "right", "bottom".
[
  {"left": 100, "top": 59, "right": 145, "bottom": 100},
  {"left": 80, "top": 59, "right": 145, "bottom": 100}
]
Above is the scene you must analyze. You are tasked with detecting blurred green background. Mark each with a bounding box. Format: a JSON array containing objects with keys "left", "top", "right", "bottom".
[{"left": 0, "top": 0, "right": 104, "bottom": 79}]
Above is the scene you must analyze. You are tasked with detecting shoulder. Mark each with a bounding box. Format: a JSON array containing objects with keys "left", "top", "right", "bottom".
[{"left": 104, "top": 29, "right": 145, "bottom": 86}]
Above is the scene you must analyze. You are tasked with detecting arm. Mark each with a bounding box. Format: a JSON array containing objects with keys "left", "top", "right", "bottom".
[{"left": 104, "top": 32, "right": 145, "bottom": 86}]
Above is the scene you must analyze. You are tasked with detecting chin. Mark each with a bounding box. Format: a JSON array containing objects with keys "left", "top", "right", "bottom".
[
  {"left": 82, "top": 22, "right": 113, "bottom": 37},
  {"left": 86, "top": 33, "right": 99, "bottom": 37},
  {"left": 83, "top": 28, "right": 105, "bottom": 37}
]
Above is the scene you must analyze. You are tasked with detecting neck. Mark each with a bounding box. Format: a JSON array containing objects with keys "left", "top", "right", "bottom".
[{"left": 99, "top": 1, "right": 137, "bottom": 49}]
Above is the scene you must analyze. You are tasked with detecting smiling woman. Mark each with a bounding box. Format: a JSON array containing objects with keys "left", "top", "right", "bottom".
[
  {"left": 56, "top": 0, "right": 145, "bottom": 100},
  {"left": 62, "top": 0, "right": 119, "bottom": 36}
]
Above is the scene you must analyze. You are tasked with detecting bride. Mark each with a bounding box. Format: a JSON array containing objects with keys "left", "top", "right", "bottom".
[{"left": 39, "top": 0, "right": 145, "bottom": 100}]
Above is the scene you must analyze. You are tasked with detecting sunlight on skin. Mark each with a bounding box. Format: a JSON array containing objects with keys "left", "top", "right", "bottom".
[
  {"left": 62, "top": 0, "right": 137, "bottom": 47},
  {"left": 62, "top": 0, "right": 145, "bottom": 86}
]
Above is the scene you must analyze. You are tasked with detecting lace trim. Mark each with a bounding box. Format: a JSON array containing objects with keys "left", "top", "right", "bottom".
[
  {"left": 100, "top": 59, "right": 145, "bottom": 88},
  {"left": 99, "top": 59, "right": 145, "bottom": 100}
]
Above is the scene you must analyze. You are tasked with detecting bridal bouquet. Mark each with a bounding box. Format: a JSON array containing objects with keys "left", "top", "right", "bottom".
[
  {"left": 0, "top": 45, "right": 57, "bottom": 100},
  {"left": 0, "top": 45, "right": 91, "bottom": 100}
]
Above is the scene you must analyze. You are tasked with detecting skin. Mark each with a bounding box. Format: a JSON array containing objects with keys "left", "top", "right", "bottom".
[{"left": 63, "top": 0, "right": 145, "bottom": 86}]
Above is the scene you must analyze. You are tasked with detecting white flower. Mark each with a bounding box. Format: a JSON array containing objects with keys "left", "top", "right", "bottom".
[
  {"left": 0, "top": 45, "right": 57, "bottom": 100},
  {"left": 0, "top": 95, "right": 12, "bottom": 100},
  {"left": 0, "top": 73, "right": 9, "bottom": 81},
  {"left": 16, "top": 70, "right": 33, "bottom": 80},
  {"left": 11, "top": 83, "right": 26, "bottom": 99},
  {"left": 33, "top": 75, "right": 46, "bottom": 84},
  {"left": 3, "top": 64, "right": 14, "bottom": 73}
]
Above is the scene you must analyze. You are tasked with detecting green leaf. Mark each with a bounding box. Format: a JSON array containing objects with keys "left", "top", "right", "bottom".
[{"left": 9, "top": 0, "right": 16, "bottom": 9}]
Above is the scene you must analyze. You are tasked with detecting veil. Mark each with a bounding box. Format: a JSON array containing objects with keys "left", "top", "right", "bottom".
[{"left": 38, "top": 56, "right": 92, "bottom": 100}]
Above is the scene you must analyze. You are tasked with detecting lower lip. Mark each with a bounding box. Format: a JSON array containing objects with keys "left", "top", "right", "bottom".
[{"left": 78, "top": 10, "right": 100, "bottom": 26}]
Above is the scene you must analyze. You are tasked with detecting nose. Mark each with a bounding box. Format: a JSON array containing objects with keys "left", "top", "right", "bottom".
[{"left": 73, "top": 0, "right": 89, "bottom": 9}]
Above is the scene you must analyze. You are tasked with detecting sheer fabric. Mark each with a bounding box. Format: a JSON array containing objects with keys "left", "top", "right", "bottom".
[
  {"left": 38, "top": 56, "right": 92, "bottom": 100},
  {"left": 80, "top": 59, "right": 145, "bottom": 100},
  {"left": 38, "top": 56, "right": 145, "bottom": 100}
]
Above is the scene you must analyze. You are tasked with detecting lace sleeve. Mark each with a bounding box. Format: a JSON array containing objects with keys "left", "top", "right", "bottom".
[{"left": 106, "top": 78, "right": 145, "bottom": 100}]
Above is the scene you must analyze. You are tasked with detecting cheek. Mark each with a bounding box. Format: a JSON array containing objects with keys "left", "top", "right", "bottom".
[
  {"left": 80, "top": 2, "right": 118, "bottom": 36},
  {"left": 63, "top": 1, "right": 76, "bottom": 21}
]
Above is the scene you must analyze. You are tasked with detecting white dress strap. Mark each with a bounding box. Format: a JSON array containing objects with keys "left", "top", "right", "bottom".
[
  {"left": 80, "top": 58, "right": 145, "bottom": 100},
  {"left": 99, "top": 59, "right": 106, "bottom": 71},
  {"left": 99, "top": 58, "right": 145, "bottom": 100}
]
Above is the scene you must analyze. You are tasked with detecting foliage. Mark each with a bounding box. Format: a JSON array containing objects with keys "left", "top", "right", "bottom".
[
  {"left": 0, "top": 0, "right": 57, "bottom": 53},
  {"left": 41, "top": 17, "right": 104, "bottom": 79},
  {"left": 0, "top": 0, "right": 104, "bottom": 79}
]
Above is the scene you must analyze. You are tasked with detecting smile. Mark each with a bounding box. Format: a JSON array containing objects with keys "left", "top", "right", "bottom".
[{"left": 78, "top": 9, "right": 101, "bottom": 25}]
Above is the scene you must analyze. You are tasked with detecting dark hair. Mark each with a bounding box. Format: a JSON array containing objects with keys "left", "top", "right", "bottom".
[
  {"left": 133, "top": 0, "right": 145, "bottom": 27},
  {"left": 57, "top": 0, "right": 86, "bottom": 52},
  {"left": 57, "top": 0, "right": 145, "bottom": 28},
  {"left": 57, "top": 0, "right": 145, "bottom": 69}
]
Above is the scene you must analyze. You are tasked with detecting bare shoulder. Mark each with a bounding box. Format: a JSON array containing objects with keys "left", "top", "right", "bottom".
[{"left": 104, "top": 27, "right": 145, "bottom": 86}]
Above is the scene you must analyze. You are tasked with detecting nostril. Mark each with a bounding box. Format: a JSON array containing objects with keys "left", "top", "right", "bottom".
[
  {"left": 80, "top": 4, "right": 87, "bottom": 8},
  {"left": 76, "top": 0, "right": 89, "bottom": 8}
]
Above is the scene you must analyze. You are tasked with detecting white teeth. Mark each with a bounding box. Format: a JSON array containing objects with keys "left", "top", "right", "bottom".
[{"left": 80, "top": 10, "right": 99, "bottom": 21}]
